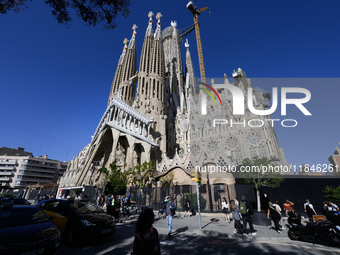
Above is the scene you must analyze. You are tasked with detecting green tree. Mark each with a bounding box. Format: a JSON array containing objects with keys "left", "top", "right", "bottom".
[
  {"left": 0, "top": 0, "right": 130, "bottom": 29},
  {"left": 99, "top": 162, "right": 127, "bottom": 196},
  {"left": 126, "top": 161, "right": 156, "bottom": 207},
  {"left": 241, "top": 157, "right": 284, "bottom": 211},
  {"left": 323, "top": 185, "right": 340, "bottom": 204}
]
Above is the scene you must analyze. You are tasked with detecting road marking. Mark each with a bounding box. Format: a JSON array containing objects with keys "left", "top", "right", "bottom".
[{"left": 160, "top": 240, "right": 176, "bottom": 246}]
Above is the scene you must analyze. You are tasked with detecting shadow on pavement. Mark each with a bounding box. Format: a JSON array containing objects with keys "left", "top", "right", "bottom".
[
  {"left": 202, "top": 218, "right": 220, "bottom": 229},
  {"left": 158, "top": 231, "right": 334, "bottom": 255}
]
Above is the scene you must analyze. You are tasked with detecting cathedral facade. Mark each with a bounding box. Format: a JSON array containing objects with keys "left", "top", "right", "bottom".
[{"left": 59, "top": 12, "right": 287, "bottom": 207}]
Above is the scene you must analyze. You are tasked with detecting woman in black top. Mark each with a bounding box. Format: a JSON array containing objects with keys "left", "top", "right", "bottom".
[
  {"left": 133, "top": 207, "right": 161, "bottom": 255},
  {"left": 183, "top": 195, "right": 191, "bottom": 217}
]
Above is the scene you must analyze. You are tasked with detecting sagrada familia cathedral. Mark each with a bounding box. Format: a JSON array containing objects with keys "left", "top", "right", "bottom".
[{"left": 59, "top": 12, "right": 287, "bottom": 204}]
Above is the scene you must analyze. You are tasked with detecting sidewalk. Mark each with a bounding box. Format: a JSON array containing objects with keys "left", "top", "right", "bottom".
[{"left": 153, "top": 212, "right": 290, "bottom": 242}]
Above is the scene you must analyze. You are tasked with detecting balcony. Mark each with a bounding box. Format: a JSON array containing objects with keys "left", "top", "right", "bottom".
[
  {"left": 0, "top": 177, "right": 11, "bottom": 181},
  {"left": 0, "top": 172, "right": 14, "bottom": 176},
  {"left": 0, "top": 166, "right": 16, "bottom": 170}
]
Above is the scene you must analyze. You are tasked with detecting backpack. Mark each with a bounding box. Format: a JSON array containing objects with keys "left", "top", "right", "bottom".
[{"left": 239, "top": 201, "right": 247, "bottom": 215}]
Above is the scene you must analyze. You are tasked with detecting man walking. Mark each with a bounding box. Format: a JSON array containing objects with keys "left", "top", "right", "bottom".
[
  {"left": 164, "top": 196, "right": 176, "bottom": 237},
  {"left": 239, "top": 195, "right": 256, "bottom": 235},
  {"left": 304, "top": 199, "right": 317, "bottom": 221}
]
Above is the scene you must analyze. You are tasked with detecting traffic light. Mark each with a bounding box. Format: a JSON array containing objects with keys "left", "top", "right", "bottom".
[{"left": 191, "top": 169, "right": 202, "bottom": 186}]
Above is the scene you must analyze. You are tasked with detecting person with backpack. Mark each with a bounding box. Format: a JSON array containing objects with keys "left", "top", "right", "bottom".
[
  {"left": 164, "top": 196, "right": 176, "bottom": 237},
  {"left": 240, "top": 195, "right": 256, "bottom": 235},
  {"left": 267, "top": 201, "right": 282, "bottom": 233},
  {"left": 304, "top": 199, "right": 317, "bottom": 221}
]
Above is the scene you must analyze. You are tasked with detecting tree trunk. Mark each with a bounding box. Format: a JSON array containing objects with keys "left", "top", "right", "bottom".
[{"left": 257, "top": 188, "right": 261, "bottom": 211}]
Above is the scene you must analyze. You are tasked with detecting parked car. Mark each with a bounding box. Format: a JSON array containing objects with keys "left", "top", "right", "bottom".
[
  {"left": 0, "top": 204, "right": 61, "bottom": 255},
  {"left": 38, "top": 199, "right": 116, "bottom": 243},
  {"left": 0, "top": 196, "right": 30, "bottom": 205}
]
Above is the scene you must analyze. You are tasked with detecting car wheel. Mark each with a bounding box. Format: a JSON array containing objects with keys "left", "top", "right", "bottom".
[{"left": 288, "top": 229, "right": 300, "bottom": 240}]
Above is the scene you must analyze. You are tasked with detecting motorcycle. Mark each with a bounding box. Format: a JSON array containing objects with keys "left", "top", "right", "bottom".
[{"left": 287, "top": 212, "right": 340, "bottom": 247}]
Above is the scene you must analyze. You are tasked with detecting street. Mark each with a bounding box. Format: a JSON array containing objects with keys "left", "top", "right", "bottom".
[{"left": 59, "top": 212, "right": 340, "bottom": 255}]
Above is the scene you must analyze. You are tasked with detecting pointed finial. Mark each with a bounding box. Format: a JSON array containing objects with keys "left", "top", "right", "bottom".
[
  {"left": 171, "top": 20, "right": 177, "bottom": 28},
  {"left": 123, "top": 38, "right": 128, "bottom": 51},
  {"left": 185, "top": 39, "right": 190, "bottom": 49},
  {"left": 148, "top": 11, "right": 154, "bottom": 20},
  {"left": 132, "top": 24, "right": 137, "bottom": 38},
  {"left": 156, "top": 12, "right": 162, "bottom": 25}
]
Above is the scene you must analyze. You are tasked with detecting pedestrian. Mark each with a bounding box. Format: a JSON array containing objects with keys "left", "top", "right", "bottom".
[
  {"left": 115, "top": 196, "right": 121, "bottom": 223},
  {"left": 107, "top": 195, "right": 115, "bottom": 216},
  {"left": 133, "top": 207, "right": 161, "bottom": 255},
  {"left": 304, "top": 199, "right": 317, "bottom": 221},
  {"left": 183, "top": 195, "right": 191, "bottom": 217},
  {"left": 283, "top": 199, "right": 294, "bottom": 217},
  {"left": 327, "top": 202, "right": 340, "bottom": 212},
  {"left": 164, "top": 196, "right": 176, "bottom": 237},
  {"left": 239, "top": 195, "right": 256, "bottom": 235},
  {"left": 97, "top": 194, "right": 104, "bottom": 209},
  {"left": 230, "top": 200, "right": 243, "bottom": 234},
  {"left": 268, "top": 201, "right": 282, "bottom": 233},
  {"left": 273, "top": 200, "right": 285, "bottom": 229},
  {"left": 221, "top": 197, "right": 231, "bottom": 223}
]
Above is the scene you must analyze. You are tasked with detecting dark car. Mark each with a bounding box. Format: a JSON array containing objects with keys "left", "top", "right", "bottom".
[
  {"left": 0, "top": 196, "right": 30, "bottom": 205},
  {"left": 38, "top": 199, "right": 116, "bottom": 243},
  {"left": 0, "top": 204, "right": 61, "bottom": 255}
]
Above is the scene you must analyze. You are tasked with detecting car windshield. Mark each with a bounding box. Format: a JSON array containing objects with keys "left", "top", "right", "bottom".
[
  {"left": 70, "top": 202, "right": 103, "bottom": 214},
  {"left": 0, "top": 207, "right": 50, "bottom": 228}
]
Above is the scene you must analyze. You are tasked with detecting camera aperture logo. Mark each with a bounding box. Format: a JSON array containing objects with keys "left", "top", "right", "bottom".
[{"left": 199, "top": 80, "right": 312, "bottom": 128}]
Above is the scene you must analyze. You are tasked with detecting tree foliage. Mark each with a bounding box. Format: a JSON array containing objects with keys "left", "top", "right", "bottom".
[
  {"left": 0, "top": 0, "right": 131, "bottom": 29},
  {"left": 241, "top": 157, "right": 284, "bottom": 189},
  {"left": 99, "top": 162, "right": 127, "bottom": 195},
  {"left": 126, "top": 161, "right": 156, "bottom": 188},
  {"left": 324, "top": 185, "right": 340, "bottom": 204},
  {"left": 159, "top": 172, "right": 175, "bottom": 188}
]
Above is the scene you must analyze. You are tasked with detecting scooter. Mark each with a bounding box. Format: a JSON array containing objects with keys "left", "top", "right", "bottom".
[{"left": 287, "top": 213, "right": 340, "bottom": 247}]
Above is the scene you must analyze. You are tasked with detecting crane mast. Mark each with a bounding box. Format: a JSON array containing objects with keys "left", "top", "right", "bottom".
[{"left": 187, "top": 1, "right": 208, "bottom": 85}]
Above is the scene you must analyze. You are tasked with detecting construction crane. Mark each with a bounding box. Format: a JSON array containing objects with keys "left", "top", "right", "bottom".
[{"left": 186, "top": 1, "right": 209, "bottom": 85}]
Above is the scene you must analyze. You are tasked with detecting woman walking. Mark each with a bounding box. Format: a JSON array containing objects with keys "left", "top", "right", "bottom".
[
  {"left": 222, "top": 197, "right": 230, "bottom": 223},
  {"left": 230, "top": 200, "right": 243, "bottom": 234}
]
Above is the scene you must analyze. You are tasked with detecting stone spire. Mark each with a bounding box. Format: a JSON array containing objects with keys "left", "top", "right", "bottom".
[
  {"left": 185, "top": 39, "right": 197, "bottom": 96},
  {"left": 119, "top": 24, "right": 138, "bottom": 105},
  {"left": 150, "top": 13, "right": 165, "bottom": 81},
  {"left": 108, "top": 39, "right": 128, "bottom": 105},
  {"left": 136, "top": 12, "right": 154, "bottom": 104}
]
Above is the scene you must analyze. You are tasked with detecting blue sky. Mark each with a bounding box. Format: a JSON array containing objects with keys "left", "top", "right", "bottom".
[{"left": 0, "top": 0, "right": 339, "bottom": 166}]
